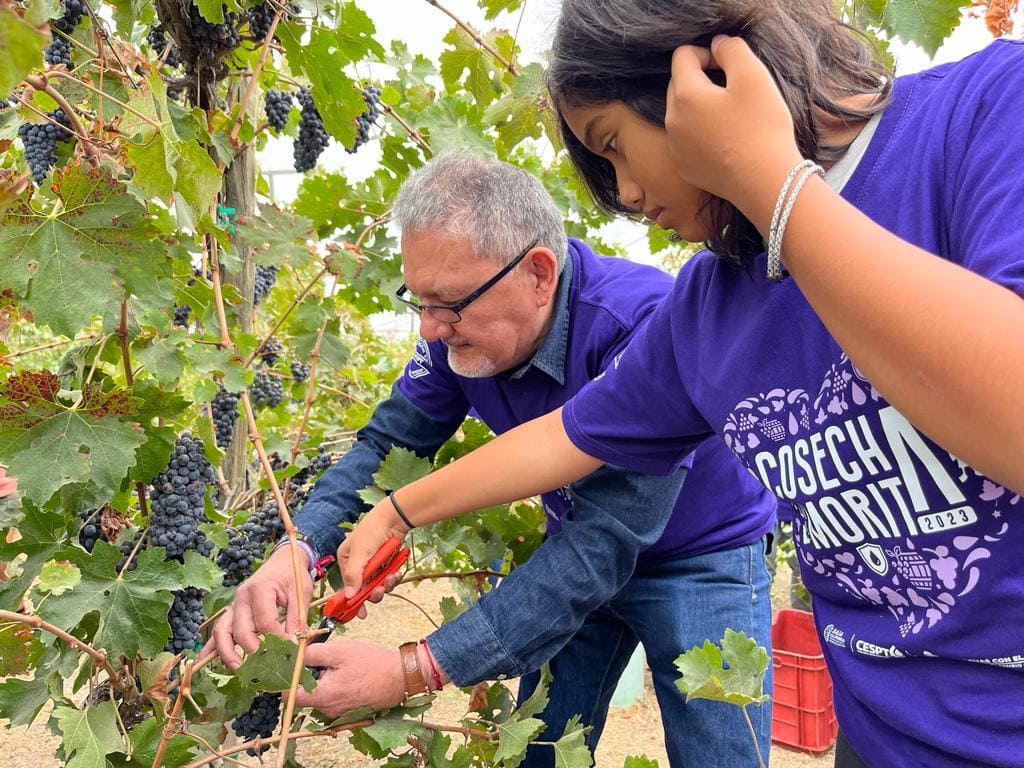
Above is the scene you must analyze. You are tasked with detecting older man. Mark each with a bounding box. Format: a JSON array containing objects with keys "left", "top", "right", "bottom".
[{"left": 206, "top": 151, "right": 776, "bottom": 767}]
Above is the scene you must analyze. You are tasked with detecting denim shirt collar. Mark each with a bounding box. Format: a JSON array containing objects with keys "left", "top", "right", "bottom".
[{"left": 506, "top": 253, "right": 574, "bottom": 385}]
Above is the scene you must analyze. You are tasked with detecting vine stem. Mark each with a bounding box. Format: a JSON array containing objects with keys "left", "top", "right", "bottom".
[
  {"left": 741, "top": 705, "right": 767, "bottom": 768},
  {"left": 46, "top": 70, "right": 161, "bottom": 129},
  {"left": 398, "top": 570, "right": 504, "bottom": 585},
  {"left": 243, "top": 266, "right": 328, "bottom": 369},
  {"left": 118, "top": 301, "right": 149, "bottom": 517},
  {"left": 282, "top": 316, "right": 329, "bottom": 508},
  {"left": 0, "top": 609, "right": 118, "bottom": 680},
  {"left": 421, "top": 0, "right": 519, "bottom": 75},
  {"left": 152, "top": 657, "right": 198, "bottom": 768},
  {"left": 182, "top": 720, "right": 375, "bottom": 768},
  {"left": 381, "top": 102, "right": 431, "bottom": 154},
  {"left": 182, "top": 714, "right": 496, "bottom": 768},
  {"left": 204, "top": 197, "right": 311, "bottom": 768},
  {"left": 22, "top": 75, "right": 99, "bottom": 157},
  {"left": 229, "top": 5, "right": 284, "bottom": 143},
  {"left": 315, "top": 383, "right": 369, "bottom": 407},
  {"left": 5, "top": 333, "right": 100, "bottom": 358}
]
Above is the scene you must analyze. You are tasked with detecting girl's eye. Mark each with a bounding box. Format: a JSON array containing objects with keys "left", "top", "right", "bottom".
[{"left": 601, "top": 136, "right": 617, "bottom": 154}]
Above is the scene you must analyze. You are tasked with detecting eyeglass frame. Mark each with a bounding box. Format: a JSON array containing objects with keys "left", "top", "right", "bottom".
[{"left": 394, "top": 236, "right": 541, "bottom": 324}]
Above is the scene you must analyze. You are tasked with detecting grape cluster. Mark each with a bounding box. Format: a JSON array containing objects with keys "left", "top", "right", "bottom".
[
  {"left": 250, "top": 371, "right": 284, "bottom": 409},
  {"left": 43, "top": 0, "right": 86, "bottom": 68},
  {"left": 166, "top": 587, "right": 205, "bottom": 654},
  {"left": 19, "top": 109, "right": 74, "bottom": 185},
  {"left": 347, "top": 85, "right": 382, "bottom": 154},
  {"left": 290, "top": 361, "right": 310, "bottom": 382},
  {"left": 78, "top": 508, "right": 100, "bottom": 553},
  {"left": 147, "top": 432, "right": 216, "bottom": 560},
  {"left": 293, "top": 90, "right": 329, "bottom": 173},
  {"left": 253, "top": 264, "right": 278, "bottom": 305},
  {"left": 173, "top": 304, "right": 191, "bottom": 327},
  {"left": 211, "top": 389, "right": 241, "bottom": 449},
  {"left": 187, "top": 4, "right": 241, "bottom": 62},
  {"left": 259, "top": 337, "right": 282, "bottom": 367},
  {"left": 264, "top": 89, "right": 292, "bottom": 132},
  {"left": 283, "top": 449, "right": 335, "bottom": 511},
  {"left": 232, "top": 692, "right": 281, "bottom": 754},
  {"left": 44, "top": 37, "right": 73, "bottom": 68},
  {"left": 247, "top": 2, "right": 275, "bottom": 41},
  {"left": 216, "top": 501, "right": 285, "bottom": 586},
  {"left": 147, "top": 24, "right": 182, "bottom": 68}
]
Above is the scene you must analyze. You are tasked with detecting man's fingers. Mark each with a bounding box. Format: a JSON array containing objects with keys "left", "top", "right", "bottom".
[
  {"left": 301, "top": 642, "right": 336, "bottom": 668},
  {"left": 204, "top": 607, "right": 245, "bottom": 668},
  {"left": 232, "top": 602, "right": 263, "bottom": 654},
  {"left": 250, "top": 588, "right": 288, "bottom": 638}
]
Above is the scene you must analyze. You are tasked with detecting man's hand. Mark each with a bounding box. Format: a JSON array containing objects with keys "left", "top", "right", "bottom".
[
  {"left": 199, "top": 544, "right": 313, "bottom": 669},
  {"left": 293, "top": 641, "right": 406, "bottom": 717}
]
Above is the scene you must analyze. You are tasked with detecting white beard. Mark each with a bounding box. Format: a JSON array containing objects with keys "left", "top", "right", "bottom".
[{"left": 446, "top": 345, "right": 497, "bottom": 378}]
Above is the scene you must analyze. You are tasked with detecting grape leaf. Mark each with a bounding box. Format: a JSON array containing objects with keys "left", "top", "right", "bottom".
[
  {"left": 0, "top": 373, "right": 144, "bottom": 507},
  {"left": 515, "top": 663, "right": 551, "bottom": 719},
  {"left": 673, "top": 629, "right": 770, "bottom": 707},
  {"left": 440, "top": 27, "right": 503, "bottom": 108},
  {"left": 53, "top": 701, "right": 124, "bottom": 768},
  {"left": 123, "top": 717, "right": 195, "bottom": 768},
  {"left": 372, "top": 446, "right": 432, "bottom": 491},
  {"left": 494, "top": 716, "right": 545, "bottom": 768},
  {"left": 235, "top": 206, "right": 315, "bottom": 269},
  {"left": 0, "top": 674, "right": 56, "bottom": 727},
  {"left": 121, "top": 75, "right": 221, "bottom": 222},
  {"left": 234, "top": 633, "right": 317, "bottom": 692},
  {"left": 480, "top": 0, "right": 523, "bottom": 20},
  {"left": 360, "top": 712, "right": 425, "bottom": 751},
  {"left": 38, "top": 543, "right": 184, "bottom": 659},
  {"left": 0, "top": 502, "right": 68, "bottom": 610},
  {"left": 0, "top": 6, "right": 47, "bottom": 98},
  {"left": 0, "top": 164, "right": 164, "bottom": 338},
  {"left": 624, "top": 757, "right": 660, "bottom": 768},
  {"left": 38, "top": 559, "right": 81, "bottom": 595},
  {"left": 0, "top": 624, "right": 44, "bottom": 675},
  {"left": 552, "top": 715, "right": 593, "bottom": 768},
  {"left": 865, "top": 0, "right": 970, "bottom": 55}
]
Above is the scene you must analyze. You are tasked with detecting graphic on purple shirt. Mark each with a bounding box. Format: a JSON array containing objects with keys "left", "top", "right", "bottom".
[
  {"left": 397, "top": 239, "right": 776, "bottom": 562},
  {"left": 562, "top": 41, "right": 1024, "bottom": 768}
]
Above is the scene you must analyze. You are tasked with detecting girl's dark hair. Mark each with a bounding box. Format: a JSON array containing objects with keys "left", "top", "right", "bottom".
[{"left": 548, "top": 0, "right": 893, "bottom": 266}]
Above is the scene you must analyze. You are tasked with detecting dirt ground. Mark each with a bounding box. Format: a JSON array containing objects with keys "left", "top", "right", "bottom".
[{"left": 0, "top": 564, "right": 834, "bottom": 767}]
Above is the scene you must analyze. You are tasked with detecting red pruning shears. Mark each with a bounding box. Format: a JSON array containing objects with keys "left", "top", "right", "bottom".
[{"left": 322, "top": 536, "right": 410, "bottom": 625}]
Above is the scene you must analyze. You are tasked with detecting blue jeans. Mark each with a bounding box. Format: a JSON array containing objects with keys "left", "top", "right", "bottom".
[{"left": 517, "top": 538, "right": 773, "bottom": 768}]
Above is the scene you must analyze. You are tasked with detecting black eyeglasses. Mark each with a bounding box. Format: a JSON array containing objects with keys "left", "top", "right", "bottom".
[{"left": 395, "top": 237, "right": 540, "bottom": 325}]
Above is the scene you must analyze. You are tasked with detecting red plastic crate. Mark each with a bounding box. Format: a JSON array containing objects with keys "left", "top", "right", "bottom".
[{"left": 771, "top": 608, "right": 838, "bottom": 752}]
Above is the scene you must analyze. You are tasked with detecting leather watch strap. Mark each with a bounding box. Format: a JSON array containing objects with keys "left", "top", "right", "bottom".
[{"left": 399, "top": 642, "right": 429, "bottom": 698}]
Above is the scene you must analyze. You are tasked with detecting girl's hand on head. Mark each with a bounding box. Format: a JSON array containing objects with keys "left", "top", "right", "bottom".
[{"left": 665, "top": 35, "right": 803, "bottom": 217}]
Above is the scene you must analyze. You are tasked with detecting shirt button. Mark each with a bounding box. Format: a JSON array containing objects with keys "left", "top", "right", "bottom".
[{"left": 496, "top": 674, "right": 507, "bottom": 680}]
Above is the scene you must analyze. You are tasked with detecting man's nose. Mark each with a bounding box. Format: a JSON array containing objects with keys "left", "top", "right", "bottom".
[{"left": 419, "top": 311, "right": 454, "bottom": 342}]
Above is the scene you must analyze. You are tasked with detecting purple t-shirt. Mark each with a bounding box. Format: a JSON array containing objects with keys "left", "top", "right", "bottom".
[
  {"left": 397, "top": 238, "right": 776, "bottom": 561},
  {"left": 563, "top": 41, "right": 1024, "bottom": 768}
]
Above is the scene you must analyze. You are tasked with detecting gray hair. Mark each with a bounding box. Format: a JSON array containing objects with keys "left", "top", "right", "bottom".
[{"left": 392, "top": 150, "right": 568, "bottom": 271}]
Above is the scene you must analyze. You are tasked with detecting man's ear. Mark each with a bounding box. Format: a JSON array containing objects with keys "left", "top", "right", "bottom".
[{"left": 526, "top": 247, "right": 560, "bottom": 306}]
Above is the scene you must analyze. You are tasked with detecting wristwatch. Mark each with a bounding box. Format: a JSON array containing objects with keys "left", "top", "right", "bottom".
[{"left": 399, "top": 641, "right": 429, "bottom": 699}]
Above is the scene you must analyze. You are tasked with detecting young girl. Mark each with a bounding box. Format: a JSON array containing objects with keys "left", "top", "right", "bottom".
[{"left": 337, "top": 2, "right": 1024, "bottom": 766}]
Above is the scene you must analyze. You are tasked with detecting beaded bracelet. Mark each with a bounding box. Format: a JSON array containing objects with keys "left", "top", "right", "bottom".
[
  {"left": 420, "top": 638, "right": 444, "bottom": 690},
  {"left": 767, "top": 159, "right": 825, "bottom": 282}
]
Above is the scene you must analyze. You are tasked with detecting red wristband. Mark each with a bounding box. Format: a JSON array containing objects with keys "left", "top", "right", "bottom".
[{"left": 420, "top": 639, "right": 443, "bottom": 690}]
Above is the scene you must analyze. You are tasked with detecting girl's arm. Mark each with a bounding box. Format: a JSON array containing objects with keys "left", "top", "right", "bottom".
[
  {"left": 667, "top": 37, "right": 1024, "bottom": 494},
  {"left": 337, "top": 407, "right": 603, "bottom": 593}
]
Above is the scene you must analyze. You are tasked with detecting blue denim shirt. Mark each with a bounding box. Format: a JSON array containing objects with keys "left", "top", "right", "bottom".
[{"left": 294, "top": 256, "right": 688, "bottom": 684}]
